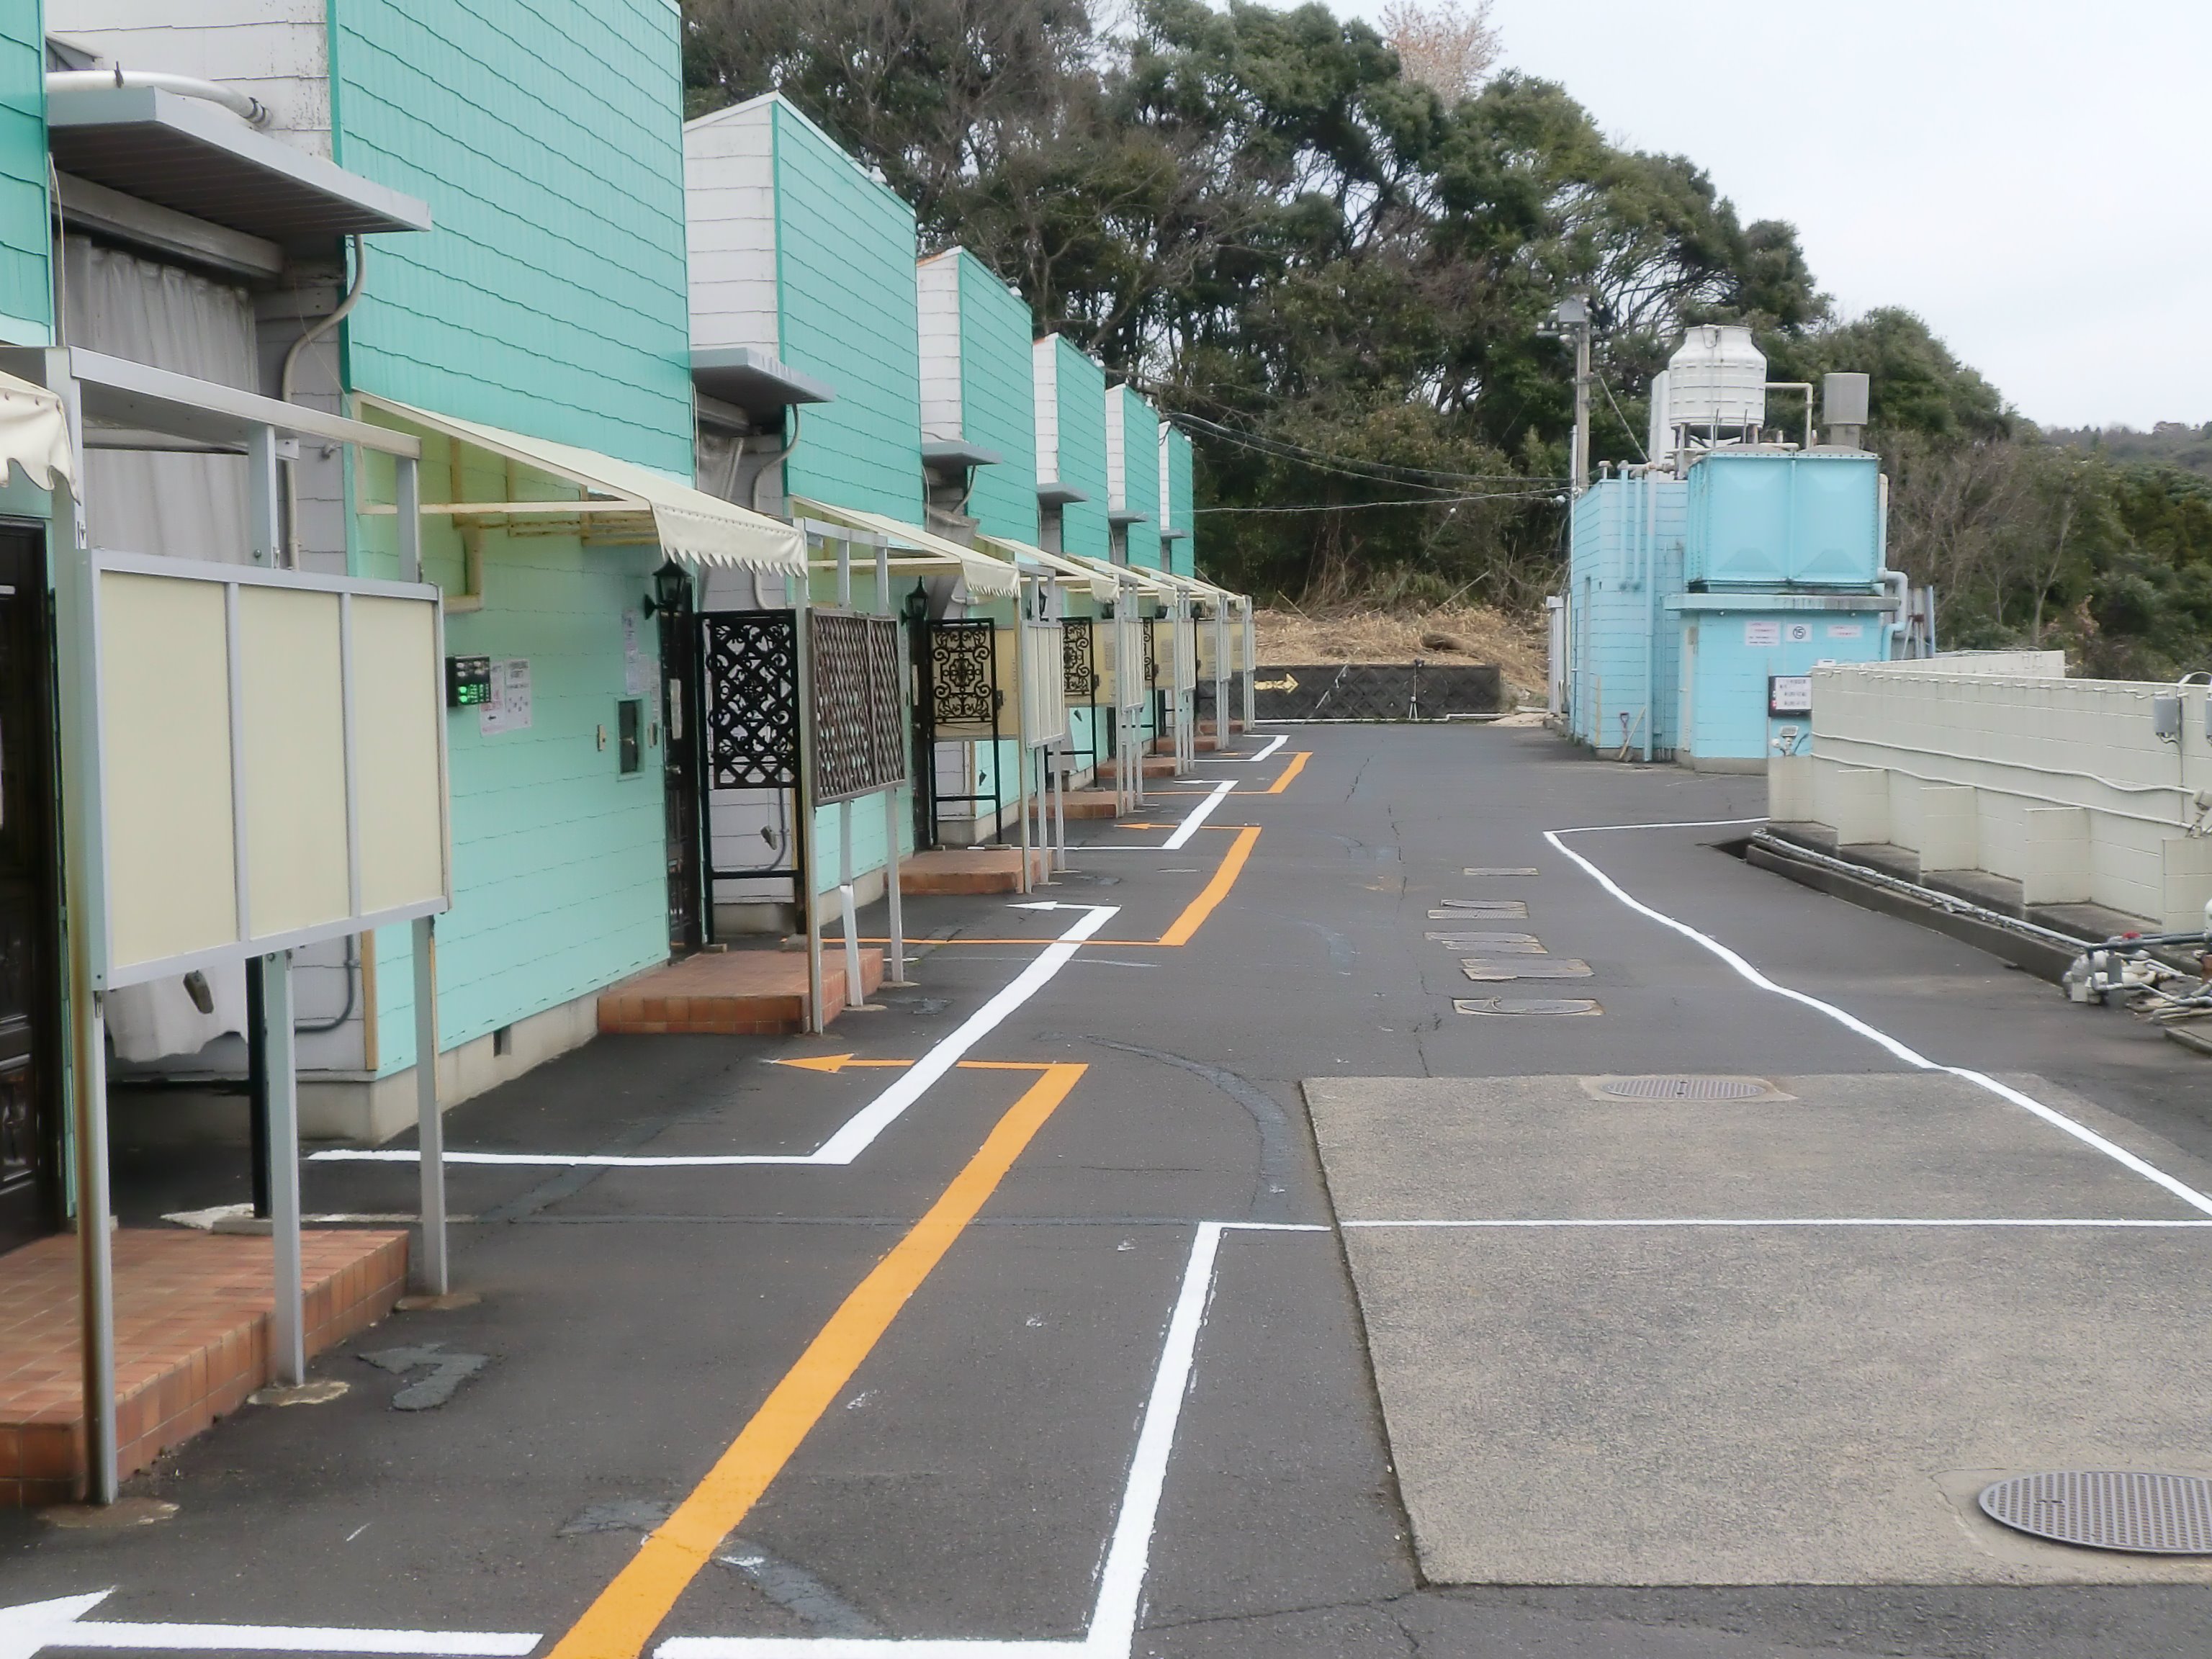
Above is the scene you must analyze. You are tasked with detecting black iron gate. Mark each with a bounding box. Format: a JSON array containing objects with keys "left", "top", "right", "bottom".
[
  {"left": 1062, "top": 616, "right": 1102, "bottom": 773},
  {"left": 694, "top": 608, "right": 806, "bottom": 938},
  {"left": 655, "top": 565, "right": 701, "bottom": 955},
  {"left": 910, "top": 615, "right": 1003, "bottom": 849}
]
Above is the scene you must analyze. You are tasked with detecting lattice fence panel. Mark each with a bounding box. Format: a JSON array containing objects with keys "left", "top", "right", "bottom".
[
  {"left": 810, "top": 611, "right": 909, "bottom": 804},
  {"left": 700, "top": 610, "right": 799, "bottom": 788}
]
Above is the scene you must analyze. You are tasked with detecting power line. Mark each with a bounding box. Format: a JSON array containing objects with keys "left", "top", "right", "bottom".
[
  {"left": 1195, "top": 488, "right": 1565, "bottom": 514},
  {"left": 1166, "top": 407, "right": 1569, "bottom": 490}
]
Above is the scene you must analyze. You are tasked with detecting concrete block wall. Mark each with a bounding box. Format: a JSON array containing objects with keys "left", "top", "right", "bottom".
[{"left": 1781, "top": 660, "right": 2212, "bottom": 928}]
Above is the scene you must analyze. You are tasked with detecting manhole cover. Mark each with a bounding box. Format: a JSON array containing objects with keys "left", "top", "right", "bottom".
[
  {"left": 1598, "top": 1075, "right": 1769, "bottom": 1100},
  {"left": 1462, "top": 958, "right": 1591, "bottom": 981},
  {"left": 1456, "top": 997, "right": 1601, "bottom": 1017},
  {"left": 1979, "top": 1472, "right": 2212, "bottom": 1554}
]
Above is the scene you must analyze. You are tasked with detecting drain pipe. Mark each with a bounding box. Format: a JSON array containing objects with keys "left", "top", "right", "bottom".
[
  {"left": 749, "top": 406, "right": 801, "bottom": 515},
  {"left": 1640, "top": 466, "right": 1658, "bottom": 761},
  {"left": 48, "top": 68, "right": 269, "bottom": 126},
  {"left": 280, "top": 235, "right": 369, "bottom": 567}
]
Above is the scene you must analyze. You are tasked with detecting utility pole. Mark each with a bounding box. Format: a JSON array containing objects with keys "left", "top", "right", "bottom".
[{"left": 1542, "top": 295, "right": 1593, "bottom": 495}]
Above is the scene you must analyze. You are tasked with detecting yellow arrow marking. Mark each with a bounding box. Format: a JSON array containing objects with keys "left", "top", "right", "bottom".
[{"left": 1254, "top": 673, "right": 1298, "bottom": 691}]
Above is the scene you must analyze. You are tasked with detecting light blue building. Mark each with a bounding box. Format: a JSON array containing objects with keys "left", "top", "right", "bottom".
[
  {"left": 1564, "top": 333, "right": 1897, "bottom": 770},
  {"left": 1159, "top": 424, "right": 1195, "bottom": 578}
]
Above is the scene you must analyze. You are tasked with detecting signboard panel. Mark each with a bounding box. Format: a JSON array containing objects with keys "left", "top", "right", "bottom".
[{"left": 89, "top": 552, "right": 449, "bottom": 989}]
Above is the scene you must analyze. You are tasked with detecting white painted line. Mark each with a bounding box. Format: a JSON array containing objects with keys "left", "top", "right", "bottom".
[
  {"left": 312, "top": 906, "right": 1120, "bottom": 1173},
  {"left": 659, "top": 1223, "right": 1231, "bottom": 1659},
  {"left": 1343, "top": 1217, "right": 2212, "bottom": 1229},
  {"left": 1071, "top": 780, "right": 1241, "bottom": 853},
  {"left": 0, "top": 1591, "right": 539, "bottom": 1655},
  {"left": 1546, "top": 824, "right": 2212, "bottom": 1218},
  {"left": 1161, "top": 781, "right": 1237, "bottom": 850},
  {"left": 1203, "top": 735, "right": 1284, "bottom": 763}
]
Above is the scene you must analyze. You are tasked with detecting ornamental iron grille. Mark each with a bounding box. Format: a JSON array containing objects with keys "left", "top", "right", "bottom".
[
  {"left": 930, "top": 618, "right": 999, "bottom": 731},
  {"left": 809, "top": 610, "right": 908, "bottom": 804},
  {"left": 698, "top": 610, "right": 800, "bottom": 788},
  {"left": 1063, "top": 616, "right": 1097, "bottom": 699},
  {"left": 1143, "top": 616, "right": 1159, "bottom": 690}
]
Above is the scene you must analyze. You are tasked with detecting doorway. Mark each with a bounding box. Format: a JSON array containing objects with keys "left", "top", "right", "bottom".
[{"left": 0, "top": 527, "right": 61, "bottom": 1251}]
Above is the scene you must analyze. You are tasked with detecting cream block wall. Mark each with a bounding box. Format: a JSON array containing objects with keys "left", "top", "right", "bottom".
[{"left": 1773, "top": 660, "right": 2212, "bottom": 927}]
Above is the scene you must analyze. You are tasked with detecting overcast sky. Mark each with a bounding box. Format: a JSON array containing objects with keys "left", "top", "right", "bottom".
[{"left": 1333, "top": 0, "right": 2208, "bottom": 430}]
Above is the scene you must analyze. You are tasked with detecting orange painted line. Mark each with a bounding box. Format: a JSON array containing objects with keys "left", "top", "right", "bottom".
[
  {"left": 545, "top": 1061, "right": 1088, "bottom": 1659},
  {"left": 1264, "top": 752, "right": 1311, "bottom": 794},
  {"left": 1156, "top": 824, "right": 1262, "bottom": 947}
]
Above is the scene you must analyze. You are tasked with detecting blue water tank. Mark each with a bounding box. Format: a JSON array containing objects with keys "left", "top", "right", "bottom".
[{"left": 1686, "top": 451, "right": 1881, "bottom": 588}]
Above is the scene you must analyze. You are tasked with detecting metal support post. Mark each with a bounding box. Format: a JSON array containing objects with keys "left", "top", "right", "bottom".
[
  {"left": 246, "top": 961, "right": 271, "bottom": 1218},
  {"left": 394, "top": 455, "right": 422, "bottom": 583},
  {"left": 69, "top": 979, "right": 116, "bottom": 1503},
  {"left": 261, "top": 951, "right": 305, "bottom": 1387},
  {"left": 874, "top": 544, "right": 909, "bottom": 984},
  {"left": 247, "top": 423, "right": 282, "bottom": 567},
  {"left": 1013, "top": 588, "right": 1033, "bottom": 894},
  {"left": 413, "top": 915, "right": 447, "bottom": 1295},
  {"left": 837, "top": 802, "right": 863, "bottom": 1011}
]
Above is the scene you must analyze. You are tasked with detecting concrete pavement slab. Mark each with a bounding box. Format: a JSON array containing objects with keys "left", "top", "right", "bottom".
[
  {"left": 1307, "top": 1073, "right": 2212, "bottom": 1223},
  {"left": 1340, "top": 1222, "right": 2212, "bottom": 1585}
]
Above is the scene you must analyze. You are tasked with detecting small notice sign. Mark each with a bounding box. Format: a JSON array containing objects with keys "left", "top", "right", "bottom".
[
  {"left": 1744, "top": 620, "right": 1781, "bottom": 647},
  {"left": 623, "top": 611, "right": 647, "bottom": 696},
  {"left": 1827, "top": 622, "right": 1863, "bottom": 639},
  {"left": 1768, "top": 673, "right": 1815, "bottom": 716},
  {"left": 1784, "top": 621, "right": 1814, "bottom": 644},
  {"left": 479, "top": 658, "right": 533, "bottom": 735}
]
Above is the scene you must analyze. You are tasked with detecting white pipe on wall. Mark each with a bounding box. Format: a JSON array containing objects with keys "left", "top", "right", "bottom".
[{"left": 48, "top": 68, "right": 269, "bottom": 126}]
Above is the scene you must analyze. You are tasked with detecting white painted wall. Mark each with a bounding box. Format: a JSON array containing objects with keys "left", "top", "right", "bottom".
[
  {"left": 48, "top": 0, "right": 334, "bottom": 158},
  {"left": 917, "top": 250, "right": 961, "bottom": 443},
  {"left": 1784, "top": 659, "right": 2212, "bottom": 927},
  {"left": 1033, "top": 335, "right": 1060, "bottom": 484},
  {"left": 684, "top": 97, "right": 780, "bottom": 356},
  {"left": 1104, "top": 383, "right": 1129, "bottom": 512}
]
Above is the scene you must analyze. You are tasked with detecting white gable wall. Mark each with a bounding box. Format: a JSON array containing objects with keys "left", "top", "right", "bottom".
[
  {"left": 1033, "top": 334, "right": 1061, "bottom": 483},
  {"left": 917, "top": 250, "right": 961, "bottom": 443},
  {"left": 48, "top": 0, "right": 334, "bottom": 157},
  {"left": 684, "top": 97, "right": 780, "bottom": 356}
]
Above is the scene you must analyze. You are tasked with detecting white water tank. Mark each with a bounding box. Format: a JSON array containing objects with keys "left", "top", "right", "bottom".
[{"left": 1665, "top": 324, "right": 1766, "bottom": 435}]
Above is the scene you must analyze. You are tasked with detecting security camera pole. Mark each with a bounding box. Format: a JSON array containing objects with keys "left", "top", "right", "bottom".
[{"left": 1550, "top": 295, "right": 1593, "bottom": 495}]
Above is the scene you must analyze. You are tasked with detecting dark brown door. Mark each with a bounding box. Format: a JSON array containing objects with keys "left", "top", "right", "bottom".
[
  {"left": 655, "top": 565, "right": 703, "bottom": 956},
  {"left": 0, "top": 528, "right": 60, "bottom": 1250}
]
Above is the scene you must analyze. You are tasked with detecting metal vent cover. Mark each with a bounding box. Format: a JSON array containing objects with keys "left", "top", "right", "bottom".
[
  {"left": 1597, "top": 1075, "right": 1771, "bottom": 1101},
  {"left": 1456, "top": 997, "right": 1601, "bottom": 1017},
  {"left": 1979, "top": 1471, "right": 2212, "bottom": 1555}
]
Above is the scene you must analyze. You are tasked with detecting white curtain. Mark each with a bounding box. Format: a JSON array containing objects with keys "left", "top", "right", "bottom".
[{"left": 65, "top": 236, "right": 257, "bottom": 562}]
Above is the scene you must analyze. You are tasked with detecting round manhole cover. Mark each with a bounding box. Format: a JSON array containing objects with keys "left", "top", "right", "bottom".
[
  {"left": 1980, "top": 1472, "right": 2212, "bottom": 1554},
  {"left": 1598, "top": 1075, "right": 1769, "bottom": 1101}
]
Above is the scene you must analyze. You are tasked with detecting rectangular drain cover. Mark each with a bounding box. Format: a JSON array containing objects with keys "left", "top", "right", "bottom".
[
  {"left": 1462, "top": 958, "right": 1591, "bottom": 981},
  {"left": 1456, "top": 997, "right": 1600, "bottom": 1016},
  {"left": 1462, "top": 867, "right": 1539, "bottom": 877},
  {"left": 1430, "top": 901, "right": 1527, "bottom": 919}
]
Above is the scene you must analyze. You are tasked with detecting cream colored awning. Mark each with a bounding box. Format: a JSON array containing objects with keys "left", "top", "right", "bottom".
[
  {"left": 1058, "top": 551, "right": 1183, "bottom": 602},
  {"left": 0, "top": 368, "right": 73, "bottom": 491},
  {"left": 357, "top": 395, "right": 806, "bottom": 572},
  {"left": 973, "top": 533, "right": 1115, "bottom": 603},
  {"left": 791, "top": 497, "right": 1019, "bottom": 599}
]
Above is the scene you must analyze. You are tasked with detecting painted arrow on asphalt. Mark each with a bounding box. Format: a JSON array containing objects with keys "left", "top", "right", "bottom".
[{"left": 0, "top": 1591, "right": 539, "bottom": 1658}]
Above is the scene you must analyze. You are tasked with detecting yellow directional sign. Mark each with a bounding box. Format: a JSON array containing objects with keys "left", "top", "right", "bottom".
[{"left": 1254, "top": 673, "right": 1298, "bottom": 691}]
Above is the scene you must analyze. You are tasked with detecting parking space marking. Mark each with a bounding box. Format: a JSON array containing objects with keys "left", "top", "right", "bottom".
[
  {"left": 547, "top": 1064, "right": 1089, "bottom": 1659},
  {"left": 651, "top": 1222, "right": 1326, "bottom": 1659},
  {"left": 313, "top": 909, "right": 1117, "bottom": 1173},
  {"left": 1547, "top": 819, "right": 2212, "bottom": 1218},
  {"left": 1264, "top": 752, "right": 1310, "bottom": 793},
  {"left": 1344, "top": 1217, "right": 2212, "bottom": 1229}
]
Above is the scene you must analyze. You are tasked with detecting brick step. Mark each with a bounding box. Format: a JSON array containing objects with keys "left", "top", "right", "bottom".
[
  {"left": 899, "top": 848, "right": 1049, "bottom": 895},
  {"left": 0, "top": 1228, "right": 408, "bottom": 1506},
  {"left": 1061, "top": 788, "right": 1121, "bottom": 820},
  {"left": 599, "top": 945, "right": 883, "bottom": 1035}
]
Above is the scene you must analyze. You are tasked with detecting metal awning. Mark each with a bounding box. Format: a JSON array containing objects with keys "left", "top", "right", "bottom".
[
  {"left": 922, "top": 439, "right": 1003, "bottom": 469},
  {"left": 791, "top": 497, "right": 1019, "bottom": 599},
  {"left": 1036, "top": 477, "right": 1088, "bottom": 506},
  {"left": 358, "top": 396, "right": 806, "bottom": 572},
  {"left": 48, "top": 84, "right": 432, "bottom": 249},
  {"left": 691, "top": 346, "right": 835, "bottom": 414},
  {"left": 1058, "top": 551, "right": 1182, "bottom": 603},
  {"left": 973, "top": 533, "right": 1115, "bottom": 602},
  {"left": 0, "top": 367, "right": 74, "bottom": 491}
]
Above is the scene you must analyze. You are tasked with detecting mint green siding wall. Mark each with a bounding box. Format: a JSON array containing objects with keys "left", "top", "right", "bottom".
[
  {"left": 958, "top": 253, "right": 1038, "bottom": 543},
  {"left": 333, "top": 0, "right": 692, "bottom": 1074},
  {"left": 1054, "top": 341, "right": 1109, "bottom": 561},
  {"left": 1117, "top": 391, "right": 1161, "bottom": 570},
  {"left": 330, "top": 0, "right": 693, "bottom": 472},
  {"left": 773, "top": 102, "right": 922, "bottom": 520},
  {"left": 1167, "top": 427, "right": 1195, "bottom": 577},
  {"left": 0, "top": 5, "right": 49, "bottom": 345}
]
